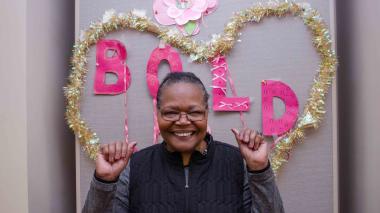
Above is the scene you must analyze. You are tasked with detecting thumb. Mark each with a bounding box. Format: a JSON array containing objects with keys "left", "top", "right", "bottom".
[
  {"left": 231, "top": 128, "right": 239, "bottom": 136},
  {"left": 125, "top": 141, "right": 137, "bottom": 162},
  {"left": 231, "top": 128, "right": 241, "bottom": 145}
]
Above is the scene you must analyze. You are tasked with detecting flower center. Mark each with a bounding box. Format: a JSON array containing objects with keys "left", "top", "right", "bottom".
[{"left": 176, "top": 0, "right": 192, "bottom": 9}]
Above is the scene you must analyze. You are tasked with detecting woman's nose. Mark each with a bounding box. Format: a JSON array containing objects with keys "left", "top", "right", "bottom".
[{"left": 176, "top": 113, "right": 191, "bottom": 124}]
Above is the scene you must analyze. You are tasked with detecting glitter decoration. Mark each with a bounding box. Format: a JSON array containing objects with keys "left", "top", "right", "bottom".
[{"left": 64, "top": 2, "right": 337, "bottom": 175}]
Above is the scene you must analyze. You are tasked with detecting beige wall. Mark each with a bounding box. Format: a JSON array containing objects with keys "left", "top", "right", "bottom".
[
  {"left": 26, "top": 0, "right": 76, "bottom": 212},
  {"left": 0, "top": 0, "right": 29, "bottom": 212},
  {"left": 0, "top": 0, "right": 76, "bottom": 212},
  {"left": 337, "top": 0, "right": 380, "bottom": 212},
  {"left": 1, "top": 0, "right": 379, "bottom": 212}
]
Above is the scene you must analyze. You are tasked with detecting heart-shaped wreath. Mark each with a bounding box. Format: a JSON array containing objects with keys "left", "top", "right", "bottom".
[{"left": 64, "top": 2, "right": 337, "bottom": 175}]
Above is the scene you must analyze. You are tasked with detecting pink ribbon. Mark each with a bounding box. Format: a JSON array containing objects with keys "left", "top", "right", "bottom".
[{"left": 123, "top": 65, "right": 129, "bottom": 142}]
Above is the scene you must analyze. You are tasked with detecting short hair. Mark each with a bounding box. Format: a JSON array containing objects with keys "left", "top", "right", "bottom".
[{"left": 156, "top": 72, "right": 209, "bottom": 109}]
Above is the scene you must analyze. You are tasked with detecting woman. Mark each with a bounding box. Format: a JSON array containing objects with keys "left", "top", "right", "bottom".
[{"left": 83, "top": 72, "right": 284, "bottom": 213}]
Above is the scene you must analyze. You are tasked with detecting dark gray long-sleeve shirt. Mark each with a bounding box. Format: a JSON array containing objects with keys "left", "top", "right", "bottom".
[{"left": 83, "top": 163, "right": 284, "bottom": 213}]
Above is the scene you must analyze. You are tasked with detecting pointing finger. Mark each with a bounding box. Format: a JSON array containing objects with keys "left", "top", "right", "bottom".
[
  {"left": 242, "top": 129, "right": 249, "bottom": 143},
  {"left": 239, "top": 128, "right": 246, "bottom": 143}
]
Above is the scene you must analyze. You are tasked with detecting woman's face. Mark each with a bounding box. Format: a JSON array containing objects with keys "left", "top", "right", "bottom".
[{"left": 157, "top": 82, "right": 208, "bottom": 153}]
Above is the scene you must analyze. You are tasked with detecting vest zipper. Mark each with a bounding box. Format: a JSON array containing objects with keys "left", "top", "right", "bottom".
[
  {"left": 185, "top": 168, "right": 189, "bottom": 188},
  {"left": 184, "top": 166, "right": 190, "bottom": 213}
]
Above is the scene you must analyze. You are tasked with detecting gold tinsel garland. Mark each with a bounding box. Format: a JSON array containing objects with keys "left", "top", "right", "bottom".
[{"left": 64, "top": 2, "right": 337, "bottom": 175}]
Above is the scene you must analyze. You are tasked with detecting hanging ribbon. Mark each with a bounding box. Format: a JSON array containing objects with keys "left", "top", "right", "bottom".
[{"left": 123, "top": 65, "right": 129, "bottom": 143}]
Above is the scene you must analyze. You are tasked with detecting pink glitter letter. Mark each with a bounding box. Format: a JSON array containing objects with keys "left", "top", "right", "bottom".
[
  {"left": 94, "top": 39, "right": 130, "bottom": 94},
  {"left": 210, "top": 56, "right": 250, "bottom": 111},
  {"left": 262, "top": 80, "right": 299, "bottom": 136},
  {"left": 146, "top": 44, "right": 183, "bottom": 144},
  {"left": 146, "top": 44, "right": 183, "bottom": 98}
]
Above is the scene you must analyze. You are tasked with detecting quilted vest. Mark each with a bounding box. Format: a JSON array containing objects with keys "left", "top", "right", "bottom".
[{"left": 129, "top": 134, "right": 245, "bottom": 213}]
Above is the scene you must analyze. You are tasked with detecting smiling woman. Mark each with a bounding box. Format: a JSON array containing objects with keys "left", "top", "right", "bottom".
[
  {"left": 156, "top": 72, "right": 209, "bottom": 162},
  {"left": 83, "top": 72, "right": 284, "bottom": 213}
]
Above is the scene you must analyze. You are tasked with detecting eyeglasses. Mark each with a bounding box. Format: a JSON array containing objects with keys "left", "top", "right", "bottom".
[{"left": 159, "top": 110, "right": 207, "bottom": 122}]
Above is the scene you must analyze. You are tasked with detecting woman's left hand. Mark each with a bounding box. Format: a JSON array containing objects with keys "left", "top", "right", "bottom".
[{"left": 231, "top": 128, "right": 269, "bottom": 171}]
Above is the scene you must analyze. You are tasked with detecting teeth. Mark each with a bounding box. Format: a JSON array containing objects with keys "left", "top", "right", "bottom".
[{"left": 174, "top": 132, "right": 192, "bottom": 137}]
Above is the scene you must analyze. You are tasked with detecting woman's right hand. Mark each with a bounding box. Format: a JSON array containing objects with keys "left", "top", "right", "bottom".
[{"left": 95, "top": 141, "right": 137, "bottom": 182}]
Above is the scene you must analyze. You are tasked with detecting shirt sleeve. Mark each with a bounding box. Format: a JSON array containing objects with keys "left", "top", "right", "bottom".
[
  {"left": 243, "top": 163, "right": 285, "bottom": 213},
  {"left": 82, "top": 165, "right": 130, "bottom": 213}
]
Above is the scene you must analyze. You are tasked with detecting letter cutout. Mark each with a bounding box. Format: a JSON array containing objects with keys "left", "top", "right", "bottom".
[
  {"left": 210, "top": 56, "right": 250, "bottom": 111},
  {"left": 94, "top": 39, "right": 131, "bottom": 94},
  {"left": 146, "top": 44, "right": 183, "bottom": 144},
  {"left": 261, "top": 80, "right": 299, "bottom": 136}
]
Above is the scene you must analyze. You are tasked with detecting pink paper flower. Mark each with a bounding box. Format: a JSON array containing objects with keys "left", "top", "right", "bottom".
[{"left": 153, "top": 0, "right": 218, "bottom": 36}]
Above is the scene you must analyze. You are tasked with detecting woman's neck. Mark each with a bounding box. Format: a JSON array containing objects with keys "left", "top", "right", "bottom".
[
  {"left": 181, "top": 140, "right": 207, "bottom": 166},
  {"left": 181, "top": 153, "right": 192, "bottom": 167}
]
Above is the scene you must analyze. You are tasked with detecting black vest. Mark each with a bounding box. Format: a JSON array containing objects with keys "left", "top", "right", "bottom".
[{"left": 129, "top": 134, "right": 245, "bottom": 213}]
